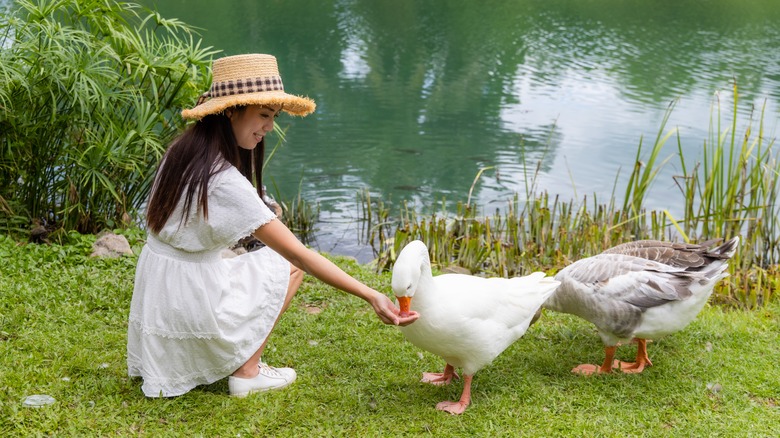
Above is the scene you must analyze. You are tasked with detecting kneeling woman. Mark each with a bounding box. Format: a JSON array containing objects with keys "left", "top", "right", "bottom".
[{"left": 127, "top": 54, "right": 418, "bottom": 398}]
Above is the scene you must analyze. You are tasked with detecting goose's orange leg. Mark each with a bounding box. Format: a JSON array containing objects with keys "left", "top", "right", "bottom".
[
  {"left": 572, "top": 345, "right": 617, "bottom": 375},
  {"left": 421, "top": 363, "right": 459, "bottom": 385},
  {"left": 436, "top": 374, "right": 473, "bottom": 415},
  {"left": 614, "top": 338, "right": 653, "bottom": 373}
]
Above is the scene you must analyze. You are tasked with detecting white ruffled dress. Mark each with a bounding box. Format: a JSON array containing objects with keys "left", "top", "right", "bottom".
[{"left": 127, "top": 165, "right": 290, "bottom": 397}]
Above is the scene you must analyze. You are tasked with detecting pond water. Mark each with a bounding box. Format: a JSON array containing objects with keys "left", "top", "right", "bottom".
[{"left": 143, "top": 0, "right": 780, "bottom": 262}]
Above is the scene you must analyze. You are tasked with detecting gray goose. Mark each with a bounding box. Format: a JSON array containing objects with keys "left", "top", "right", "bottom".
[{"left": 544, "top": 237, "right": 739, "bottom": 375}]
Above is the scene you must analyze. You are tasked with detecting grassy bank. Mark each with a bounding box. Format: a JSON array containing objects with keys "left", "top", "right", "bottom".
[{"left": 1, "top": 234, "right": 779, "bottom": 436}]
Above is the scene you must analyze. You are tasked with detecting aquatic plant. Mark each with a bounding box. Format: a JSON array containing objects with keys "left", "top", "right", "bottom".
[
  {"left": 273, "top": 178, "right": 320, "bottom": 245},
  {"left": 367, "top": 85, "right": 778, "bottom": 309}
]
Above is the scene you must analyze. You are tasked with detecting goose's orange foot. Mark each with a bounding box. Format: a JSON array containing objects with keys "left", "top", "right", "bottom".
[
  {"left": 421, "top": 364, "right": 458, "bottom": 385},
  {"left": 421, "top": 371, "right": 458, "bottom": 385},
  {"left": 435, "top": 374, "right": 472, "bottom": 414},
  {"left": 436, "top": 400, "right": 469, "bottom": 415},
  {"left": 612, "top": 339, "right": 653, "bottom": 373},
  {"left": 612, "top": 359, "right": 652, "bottom": 374},
  {"left": 571, "top": 364, "right": 612, "bottom": 375}
]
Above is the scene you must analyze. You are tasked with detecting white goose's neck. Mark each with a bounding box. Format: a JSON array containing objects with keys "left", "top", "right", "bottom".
[{"left": 414, "top": 247, "right": 437, "bottom": 304}]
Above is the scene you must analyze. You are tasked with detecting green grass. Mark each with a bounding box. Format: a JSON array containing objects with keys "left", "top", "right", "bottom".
[{"left": 1, "top": 234, "right": 779, "bottom": 436}]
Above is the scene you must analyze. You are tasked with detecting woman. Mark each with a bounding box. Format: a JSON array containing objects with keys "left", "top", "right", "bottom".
[{"left": 127, "top": 54, "right": 418, "bottom": 398}]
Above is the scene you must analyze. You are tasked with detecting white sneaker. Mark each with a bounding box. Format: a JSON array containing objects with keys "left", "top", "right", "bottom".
[{"left": 229, "top": 363, "right": 296, "bottom": 397}]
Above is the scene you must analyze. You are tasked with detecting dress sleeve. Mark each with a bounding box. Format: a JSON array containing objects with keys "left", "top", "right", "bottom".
[{"left": 206, "top": 166, "right": 277, "bottom": 247}]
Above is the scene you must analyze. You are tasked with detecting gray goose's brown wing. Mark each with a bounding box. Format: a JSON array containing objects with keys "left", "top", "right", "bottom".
[{"left": 601, "top": 238, "right": 736, "bottom": 270}]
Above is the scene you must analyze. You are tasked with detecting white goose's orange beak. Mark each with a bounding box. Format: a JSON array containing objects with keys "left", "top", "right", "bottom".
[{"left": 396, "top": 296, "right": 412, "bottom": 317}]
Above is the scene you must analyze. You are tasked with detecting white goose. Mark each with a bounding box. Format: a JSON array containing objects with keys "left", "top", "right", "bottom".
[
  {"left": 544, "top": 237, "right": 739, "bottom": 375},
  {"left": 391, "top": 240, "right": 560, "bottom": 414}
]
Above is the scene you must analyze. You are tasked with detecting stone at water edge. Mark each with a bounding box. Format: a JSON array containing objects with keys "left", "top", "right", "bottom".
[{"left": 90, "top": 233, "right": 133, "bottom": 258}]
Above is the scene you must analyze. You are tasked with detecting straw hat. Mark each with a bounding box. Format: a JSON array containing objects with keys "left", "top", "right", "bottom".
[{"left": 181, "top": 54, "right": 316, "bottom": 120}]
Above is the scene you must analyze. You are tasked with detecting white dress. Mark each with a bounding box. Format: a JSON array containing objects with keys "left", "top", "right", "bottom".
[{"left": 127, "top": 164, "right": 290, "bottom": 397}]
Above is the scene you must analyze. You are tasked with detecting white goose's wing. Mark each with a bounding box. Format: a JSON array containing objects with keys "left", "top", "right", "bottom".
[
  {"left": 602, "top": 239, "right": 724, "bottom": 268},
  {"left": 404, "top": 272, "right": 558, "bottom": 374},
  {"left": 432, "top": 272, "right": 556, "bottom": 327}
]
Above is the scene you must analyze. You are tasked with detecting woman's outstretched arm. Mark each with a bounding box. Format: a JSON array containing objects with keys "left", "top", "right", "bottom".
[{"left": 254, "top": 219, "right": 419, "bottom": 326}]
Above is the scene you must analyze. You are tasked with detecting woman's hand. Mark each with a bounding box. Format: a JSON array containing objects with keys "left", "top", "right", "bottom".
[{"left": 369, "top": 292, "right": 419, "bottom": 326}]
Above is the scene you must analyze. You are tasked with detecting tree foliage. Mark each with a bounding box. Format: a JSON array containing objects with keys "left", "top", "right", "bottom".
[{"left": 0, "top": 0, "right": 217, "bottom": 234}]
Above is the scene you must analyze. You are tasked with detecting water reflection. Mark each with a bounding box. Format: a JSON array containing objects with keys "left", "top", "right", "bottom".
[{"left": 143, "top": 0, "right": 780, "bottom": 261}]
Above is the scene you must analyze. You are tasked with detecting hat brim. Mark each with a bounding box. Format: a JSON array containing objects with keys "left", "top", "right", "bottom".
[{"left": 181, "top": 90, "right": 316, "bottom": 120}]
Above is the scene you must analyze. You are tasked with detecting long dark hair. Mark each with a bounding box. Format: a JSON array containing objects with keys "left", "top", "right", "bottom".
[{"left": 146, "top": 107, "right": 266, "bottom": 234}]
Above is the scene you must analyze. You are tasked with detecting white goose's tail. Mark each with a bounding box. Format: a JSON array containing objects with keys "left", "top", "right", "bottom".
[{"left": 508, "top": 272, "right": 561, "bottom": 324}]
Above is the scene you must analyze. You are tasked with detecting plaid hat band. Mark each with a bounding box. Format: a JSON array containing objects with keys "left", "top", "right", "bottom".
[{"left": 197, "top": 76, "right": 285, "bottom": 105}]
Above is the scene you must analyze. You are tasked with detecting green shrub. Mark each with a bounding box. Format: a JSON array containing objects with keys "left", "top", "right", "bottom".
[{"left": 0, "top": 0, "right": 216, "bottom": 234}]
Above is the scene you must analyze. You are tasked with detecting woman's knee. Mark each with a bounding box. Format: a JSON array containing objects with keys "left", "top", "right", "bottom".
[
  {"left": 288, "top": 265, "right": 304, "bottom": 294},
  {"left": 290, "top": 265, "right": 304, "bottom": 282}
]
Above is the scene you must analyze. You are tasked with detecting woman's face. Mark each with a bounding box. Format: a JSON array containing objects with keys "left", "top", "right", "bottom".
[{"left": 229, "top": 104, "right": 280, "bottom": 150}]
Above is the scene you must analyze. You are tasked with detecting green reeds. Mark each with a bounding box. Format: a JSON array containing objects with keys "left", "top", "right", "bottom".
[
  {"left": 623, "top": 100, "right": 677, "bottom": 221},
  {"left": 366, "top": 85, "right": 779, "bottom": 309},
  {"left": 671, "top": 83, "right": 779, "bottom": 307},
  {"left": 263, "top": 123, "right": 321, "bottom": 242},
  {"left": 271, "top": 176, "right": 320, "bottom": 245},
  {"left": 278, "top": 189, "right": 320, "bottom": 244}
]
